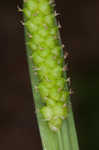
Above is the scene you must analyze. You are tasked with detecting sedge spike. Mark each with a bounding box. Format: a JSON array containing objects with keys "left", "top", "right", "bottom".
[
  {"left": 23, "top": 0, "right": 79, "bottom": 150},
  {"left": 23, "top": 0, "right": 69, "bottom": 131}
]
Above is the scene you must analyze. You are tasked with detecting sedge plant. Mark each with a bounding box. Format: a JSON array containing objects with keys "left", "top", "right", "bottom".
[{"left": 21, "top": 0, "right": 79, "bottom": 149}]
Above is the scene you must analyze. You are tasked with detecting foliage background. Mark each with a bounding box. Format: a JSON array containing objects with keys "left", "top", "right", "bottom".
[{"left": 0, "top": 0, "right": 99, "bottom": 149}]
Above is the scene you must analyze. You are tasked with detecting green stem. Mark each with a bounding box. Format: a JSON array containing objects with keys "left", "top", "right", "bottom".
[{"left": 57, "top": 130, "right": 64, "bottom": 150}]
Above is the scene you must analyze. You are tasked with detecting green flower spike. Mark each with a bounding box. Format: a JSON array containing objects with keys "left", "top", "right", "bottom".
[
  {"left": 23, "top": 0, "right": 79, "bottom": 150},
  {"left": 23, "top": 0, "right": 69, "bottom": 130}
]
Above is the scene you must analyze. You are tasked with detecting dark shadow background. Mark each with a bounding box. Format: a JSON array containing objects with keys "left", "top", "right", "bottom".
[{"left": 0, "top": 0, "right": 99, "bottom": 149}]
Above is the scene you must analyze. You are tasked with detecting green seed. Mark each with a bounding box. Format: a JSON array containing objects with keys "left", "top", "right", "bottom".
[
  {"left": 41, "top": 106, "right": 53, "bottom": 121},
  {"left": 48, "top": 118, "right": 62, "bottom": 132}
]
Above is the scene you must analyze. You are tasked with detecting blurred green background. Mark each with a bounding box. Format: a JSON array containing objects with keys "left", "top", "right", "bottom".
[{"left": 0, "top": 0, "right": 99, "bottom": 149}]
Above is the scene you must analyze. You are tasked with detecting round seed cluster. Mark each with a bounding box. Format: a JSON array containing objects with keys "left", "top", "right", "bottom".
[{"left": 24, "top": 0, "right": 69, "bottom": 131}]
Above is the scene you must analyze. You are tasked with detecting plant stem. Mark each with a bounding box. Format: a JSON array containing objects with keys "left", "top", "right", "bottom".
[{"left": 57, "top": 130, "right": 64, "bottom": 150}]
